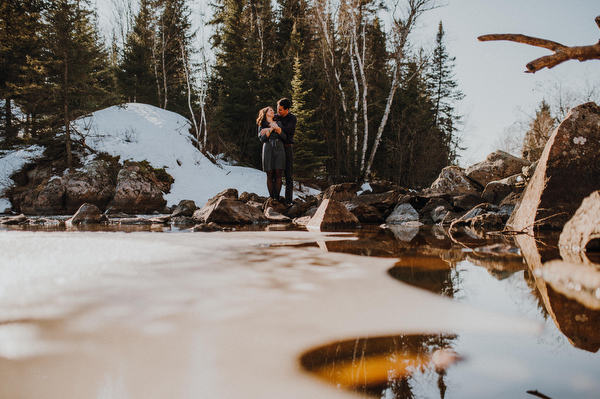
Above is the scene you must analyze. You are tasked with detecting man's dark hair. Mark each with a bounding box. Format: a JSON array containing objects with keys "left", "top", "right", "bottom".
[{"left": 278, "top": 98, "right": 292, "bottom": 110}]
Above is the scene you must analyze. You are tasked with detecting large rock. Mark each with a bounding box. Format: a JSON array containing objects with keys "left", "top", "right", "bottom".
[
  {"left": 425, "top": 166, "right": 481, "bottom": 196},
  {"left": 23, "top": 178, "right": 66, "bottom": 215},
  {"left": 107, "top": 162, "right": 169, "bottom": 214},
  {"left": 320, "top": 183, "right": 359, "bottom": 202},
  {"left": 481, "top": 173, "right": 527, "bottom": 205},
  {"left": 465, "top": 150, "right": 531, "bottom": 187},
  {"left": 66, "top": 203, "right": 104, "bottom": 224},
  {"left": 386, "top": 203, "right": 420, "bottom": 224},
  {"left": 507, "top": 102, "right": 600, "bottom": 231},
  {"left": 345, "top": 191, "right": 401, "bottom": 216},
  {"left": 63, "top": 159, "right": 116, "bottom": 214},
  {"left": 171, "top": 199, "right": 198, "bottom": 217},
  {"left": 193, "top": 197, "right": 267, "bottom": 224},
  {"left": 306, "top": 199, "right": 360, "bottom": 231},
  {"left": 559, "top": 190, "right": 600, "bottom": 263}
]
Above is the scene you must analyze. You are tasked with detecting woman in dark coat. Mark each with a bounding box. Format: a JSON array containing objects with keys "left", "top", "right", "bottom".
[{"left": 257, "top": 106, "right": 286, "bottom": 201}]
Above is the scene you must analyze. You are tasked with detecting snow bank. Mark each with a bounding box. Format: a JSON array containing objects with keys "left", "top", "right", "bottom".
[
  {"left": 73, "top": 103, "right": 272, "bottom": 207},
  {"left": 0, "top": 145, "right": 45, "bottom": 211},
  {"left": 1, "top": 103, "right": 316, "bottom": 210}
]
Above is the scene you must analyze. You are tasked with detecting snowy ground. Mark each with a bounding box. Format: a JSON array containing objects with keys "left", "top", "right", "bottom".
[{"left": 0, "top": 103, "right": 318, "bottom": 212}]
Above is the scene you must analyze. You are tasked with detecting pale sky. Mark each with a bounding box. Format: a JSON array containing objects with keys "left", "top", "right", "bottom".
[
  {"left": 416, "top": 0, "right": 600, "bottom": 165},
  {"left": 95, "top": 0, "right": 600, "bottom": 166}
]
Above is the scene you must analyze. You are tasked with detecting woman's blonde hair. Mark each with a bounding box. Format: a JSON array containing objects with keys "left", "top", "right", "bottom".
[{"left": 256, "top": 107, "right": 271, "bottom": 126}]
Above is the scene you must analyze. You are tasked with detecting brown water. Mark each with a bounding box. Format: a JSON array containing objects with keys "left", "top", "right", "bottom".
[{"left": 0, "top": 222, "right": 599, "bottom": 399}]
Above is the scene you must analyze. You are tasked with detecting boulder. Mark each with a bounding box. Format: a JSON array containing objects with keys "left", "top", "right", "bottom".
[
  {"left": 67, "top": 203, "right": 104, "bottom": 224},
  {"left": 287, "top": 196, "right": 317, "bottom": 219},
  {"left": 171, "top": 199, "right": 198, "bottom": 217},
  {"left": 507, "top": 102, "right": 600, "bottom": 231},
  {"left": 264, "top": 207, "right": 292, "bottom": 222},
  {"left": 0, "top": 213, "right": 28, "bottom": 225},
  {"left": 419, "top": 198, "right": 454, "bottom": 224},
  {"left": 63, "top": 159, "right": 116, "bottom": 213},
  {"left": 465, "top": 150, "right": 531, "bottom": 188},
  {"left": 306, "top": 199, "right": 360, "bottom": 231},
  {"left": 425, "top": 165, "right": 482, "bottom": 196},
  {"left": 107, "top": 162, "right": 168, "bottom": 214},
  {"left": 368, "top": 181, "right": 408, "bottom": 195},
  {"left": 344, "top": 190, "right": 401, "bottom": 216},
  {"left": 193, "top": 197, "right": 267, "bottom": 224},
  {"left": 386, "top": 203, "right": 420, "bottom": 224},
  {"left": 481, "top": 174, "right": 527, "bottom": 205},
  {"left": 344, "top": 203, "right": 385, "bottom": 223},
  {"left": 25, "top": 178, "right": 66, "bottom": 215},
  {"left": 559, "top": 190, "right": 600, "bottom": 263},
  {"left": 320, "top": 183, "right": 359, "bottom": 203}
]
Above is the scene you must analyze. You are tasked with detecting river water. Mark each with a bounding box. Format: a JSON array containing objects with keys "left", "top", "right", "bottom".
[{"left": 0, "top": 222, "right": 598, "bottom": 399}]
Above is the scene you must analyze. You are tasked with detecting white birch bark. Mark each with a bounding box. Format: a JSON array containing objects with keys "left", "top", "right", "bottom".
[
  {"left": 362, "top": 0, "right": 436, "bottom": 181},
  {"left": 180, "top": 41, "right": 200, "bottom": 149}
]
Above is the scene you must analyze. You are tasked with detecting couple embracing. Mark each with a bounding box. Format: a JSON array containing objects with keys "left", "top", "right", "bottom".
[{"left": 256, "top": 98, "right": 297, "bottom": 207}]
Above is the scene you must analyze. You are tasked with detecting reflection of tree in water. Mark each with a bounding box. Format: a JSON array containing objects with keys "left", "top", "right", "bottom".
[{"left": 299, "top": 333, "right": 458, "bottom": 399}]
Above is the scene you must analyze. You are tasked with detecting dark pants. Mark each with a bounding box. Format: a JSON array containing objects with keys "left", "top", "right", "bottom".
[{"left": 284, "top": 145, "right": 294, "bottom": 204}]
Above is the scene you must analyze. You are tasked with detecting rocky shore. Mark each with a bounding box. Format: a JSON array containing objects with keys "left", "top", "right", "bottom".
[{"left": 2, "top": 102, "right": 600, "bottom": 240}]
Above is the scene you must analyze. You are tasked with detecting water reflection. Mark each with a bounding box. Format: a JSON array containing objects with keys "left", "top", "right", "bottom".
[
  {"left": 300, "top": 334, "right": 459, "bottom": 398},
  {"left": 301, "top": 225, "right": 600, "bottom": 398}
]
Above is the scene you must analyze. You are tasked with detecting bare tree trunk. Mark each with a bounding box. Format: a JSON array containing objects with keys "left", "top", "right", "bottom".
[
  {"left": 161, "top": 16, "right": 168, "bottom": 110},
  {"left": 63, "top": 53, "right": 72, "bottom": 168},
  {"left": 362, "top": 0, "right": 435, "bottom": 181},
  {"left": 152, "top": 30, "right": 162, "bottom": 106},
  {"left": 349, "top": 42, "right": 360, "bottom": 165},
  {"left": 4, "top": 99, "right": 14, "bottom": 139},
  {"left": 180, "top": 41, "right": 199, "bottom": 149}
]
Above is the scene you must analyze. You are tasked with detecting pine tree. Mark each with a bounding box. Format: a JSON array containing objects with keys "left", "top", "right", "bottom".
[
  {"left": 427, "top": 21, "right": 464, "bottom": 165},
  {"left": 208, "top": 0, "right": 279, "bottom": 166},
  {"left": 0, "top": 0, "right": 46, "bottom": 140},
  {"left": 40, "top": 0, "right": 115, "bottom": 167},
  {"left": 156, "top": 0, "right": 195, "bottom": 116},
  {"left": 522, "top": 100, "right": 556, "bottom": 161},
  {"left": 119, "top": 0, "right": 160, "bottom": 106},
  {"left": 291, "top": 56, "right": 327, "bottom": 183}
]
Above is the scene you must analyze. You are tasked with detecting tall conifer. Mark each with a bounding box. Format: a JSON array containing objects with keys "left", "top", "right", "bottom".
[
  {"left": 119, "top": 0, "right": 159, "bottom": 105},
  {"left": 0, "top": 0, "right": 46, "bottom": 140},
  {"left": 40, "top": 0, "right": 114, "bottom": 167}
]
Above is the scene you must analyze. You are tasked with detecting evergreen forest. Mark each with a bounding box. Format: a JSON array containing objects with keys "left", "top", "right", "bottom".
[{"left": 1, "top": 0, "right": 464, "bottom": 189}]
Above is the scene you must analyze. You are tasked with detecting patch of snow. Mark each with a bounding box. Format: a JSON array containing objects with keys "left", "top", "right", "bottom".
[
  {"left": 1, "top": 103, "right": 319, "bottom": 210},
  {"left": 0, "top": 145, "right": 45, "bottom": 210}
]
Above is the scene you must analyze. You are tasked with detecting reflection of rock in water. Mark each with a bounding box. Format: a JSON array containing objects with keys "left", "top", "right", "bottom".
[
  {"left": 515, "top": 233, "right": 600, "bottom": 352},
  {"left": 466, "top": 244, "right": 527, "bottom": 280},
  {"left": 387, "top": 224, "right": 420, "bottom": 242},
  {"left": 388, "top": 258, "right": 457, "bottom": 297},
  {"left": 544, "top": 284, "right": 600, "bottom": 353},
  {"left": 299, "top": 334, "right": 459, "bottom": 398}
]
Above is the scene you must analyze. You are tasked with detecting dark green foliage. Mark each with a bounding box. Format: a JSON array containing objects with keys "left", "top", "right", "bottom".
[
  {"left": 426, "top": 22, "right": 464, "bottom": 165},
  {"left": 38, "top": 0, "right": 117, "bottom": 166},
  {"left": 118, "top": 0, "right": 159, "bottom": 105},
  {"left": 291, "top": 57, "right": 328, "bottom": 182},
  {"left": 0, "top": 0, "right": 47, "bottom": 139}
]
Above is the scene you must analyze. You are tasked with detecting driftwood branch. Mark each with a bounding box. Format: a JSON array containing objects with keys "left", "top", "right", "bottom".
[{"left": 478, "top": 16, "right": 600, "bottom": 73}]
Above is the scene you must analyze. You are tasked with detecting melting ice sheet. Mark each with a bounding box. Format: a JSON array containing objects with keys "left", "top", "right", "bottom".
[{"left": 0, "top": 230, "right": 547, "bottom": 398}]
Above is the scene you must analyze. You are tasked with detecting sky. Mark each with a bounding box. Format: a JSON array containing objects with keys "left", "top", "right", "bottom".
[{"left": 93, "top": 0, "right": 600, "bottom": 166}]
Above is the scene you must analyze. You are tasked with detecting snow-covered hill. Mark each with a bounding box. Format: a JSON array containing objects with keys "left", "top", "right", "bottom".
[{"left": 1, "top": 103, "right": 315, "bottom": 211}]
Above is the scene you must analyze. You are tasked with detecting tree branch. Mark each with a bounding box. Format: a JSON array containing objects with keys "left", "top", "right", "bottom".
[{"left": 478, "top": 16, "right": 600, "bottom": 73}]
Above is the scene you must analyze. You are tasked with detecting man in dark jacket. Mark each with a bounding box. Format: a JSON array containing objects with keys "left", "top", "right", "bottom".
[{"left": 273, "top": 98, "right": 297, "bottom": 206}]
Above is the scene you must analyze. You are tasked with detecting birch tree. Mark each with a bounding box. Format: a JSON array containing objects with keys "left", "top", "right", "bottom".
[
  {"left": 363, "top": 0, "right": 437, "bottom": 181},
  {"left": 315, "top": 0, "right": 435, "bottom": 182}
]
